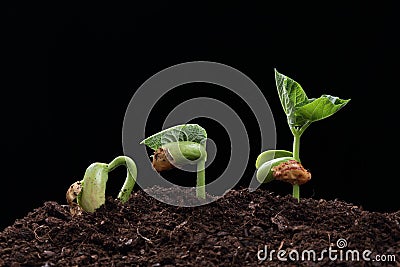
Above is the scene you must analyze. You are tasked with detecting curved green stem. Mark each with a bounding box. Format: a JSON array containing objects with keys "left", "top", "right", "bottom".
[
  {"left": 196, "top": 158, "right": 206, "bottom": 199},
  {"left": 77, "top": 156, "right": 137, "bottom": 212},
  {"left": 298, "top": 121, "right": 312, "bottom": 136},
  {"left": 162, "top": 141, "right": 207, "bottom": 200},
  {"left": 108, "top": 156, "right": 137, "bottom": 203},
  {"left": 141, "top": 124, "right": 208, "bottom": 200}
]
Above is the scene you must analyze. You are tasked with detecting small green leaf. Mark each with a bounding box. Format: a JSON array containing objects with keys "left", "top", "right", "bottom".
[
  {"left": 275, "top": 69, "right": 309, "bottom": 125},
  {"left": 256, "top": 156, "right": 295, "bottom": 183},
  {"left": 255, "top": 150, "right": 293, "bottom": 169},
  {"left": 140, "top": 124, "right": 207, "bottom": 150},
  {"left": 295, "top": 94, "right": 350, "bottom": 122},
  {"left": 77, "top": 163, "right": 108, "bottom": 213}
]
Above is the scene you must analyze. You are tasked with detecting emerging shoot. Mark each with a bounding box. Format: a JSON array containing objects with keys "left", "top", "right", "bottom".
[
  {"left": 256, "top": 70, "right": 350, "bottom": 201},
  {"left": 66, "top": 156, "right": 137, "bottom": 214},
  {"left": 140, "top": 124, "right": 208, "bottom": 200}
]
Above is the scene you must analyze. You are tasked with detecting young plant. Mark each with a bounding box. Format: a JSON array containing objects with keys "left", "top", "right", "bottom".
[
  {"left": 66, "top": 156, "right": 137, "bottom": 214},
  {"left": 140, "top": 124, "right": 208, "bottom": 199},
  {"left": 256, "top": 69, "right": 350, "bottom": 201}
]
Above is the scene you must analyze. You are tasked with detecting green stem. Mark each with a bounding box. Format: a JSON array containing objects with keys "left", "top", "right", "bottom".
[
  {"left": 293, "top": 184, "right": 300, "bottom": 201},
  {"left": 292, "top": 132, "right": 301, "bottom": 202},
  {"left": 289, "top": 121, "right": 311, "bottom": 202},
  {"left": 298, "top": 121, "right": 312, "bottom": 136},
  {"left": 108, "top": 156, "right": 137, "bottom": 203},
  {"left": 196, "top": 159, "right": 206, "bottom": 199},
  {"left": 293, "top": 132, "right": 301, "bottom": 162}
]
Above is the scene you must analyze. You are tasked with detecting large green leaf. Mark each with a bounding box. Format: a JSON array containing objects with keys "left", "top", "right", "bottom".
[
  {"left": 295, "top": 94, "right": 350, "bottom": 122},
  {"left": 291, "top": 98, "right": 316, "bottom": 126},
  {"left": 140, "top": 124, "right": 207, "bottom": 150},
  {"left": 274, "top": 69, "right": 309, "bottom": 125}
]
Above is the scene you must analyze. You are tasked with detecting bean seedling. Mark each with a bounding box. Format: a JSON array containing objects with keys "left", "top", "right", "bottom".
[
  {"left": 66, "top": 156, "right": 137, "bottom": 214},
  {"left": 141, "top": 124, "right": 208, "bottom": 199},
  {"left": 256, "top": 69, "right": 350, "bottom": 201}
]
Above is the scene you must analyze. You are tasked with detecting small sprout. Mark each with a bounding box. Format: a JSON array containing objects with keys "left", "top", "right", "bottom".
[
  {"left": 141, "top": 124, "right": 208, "bottom": 200},
  {"left": 66, "top": 156, "right": 137, "bottom": 214},
  {"left": 256, "top": 70, "right": 350, "bottom": 201}
]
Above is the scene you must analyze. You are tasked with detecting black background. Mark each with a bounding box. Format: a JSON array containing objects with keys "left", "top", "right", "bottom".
[{"left": 2, "top": 2, "right": 398, "bottom": 230}]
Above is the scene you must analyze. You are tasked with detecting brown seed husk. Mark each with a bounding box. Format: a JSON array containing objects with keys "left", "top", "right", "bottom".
[
  {"left": 272, "top": 160, "right": 311, "bottom": 185},
  {"left": 152, "top": 147, "right": 175, "bottom": 172},
  {"left": 66, "top": 181, "right": 83, "bottom": 216}
]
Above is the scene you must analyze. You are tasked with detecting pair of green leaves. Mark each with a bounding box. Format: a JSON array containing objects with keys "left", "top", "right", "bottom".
[{"left": 275, "top": 69, "right": 350, "bottom": 127}]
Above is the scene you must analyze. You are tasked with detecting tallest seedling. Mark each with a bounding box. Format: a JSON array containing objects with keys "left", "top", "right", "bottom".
[{"left": 256, "top": 69, "right": 350, "bottom": 201}]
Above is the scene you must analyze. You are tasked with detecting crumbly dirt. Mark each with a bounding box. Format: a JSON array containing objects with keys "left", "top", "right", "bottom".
[{"left": 1, "top": 187, "right": 399, "bottom": 266}]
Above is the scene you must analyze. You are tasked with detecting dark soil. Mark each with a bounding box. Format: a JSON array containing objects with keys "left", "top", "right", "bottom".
[{"left": 1, "top": 187, "right": 399, "bottom": 266}]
